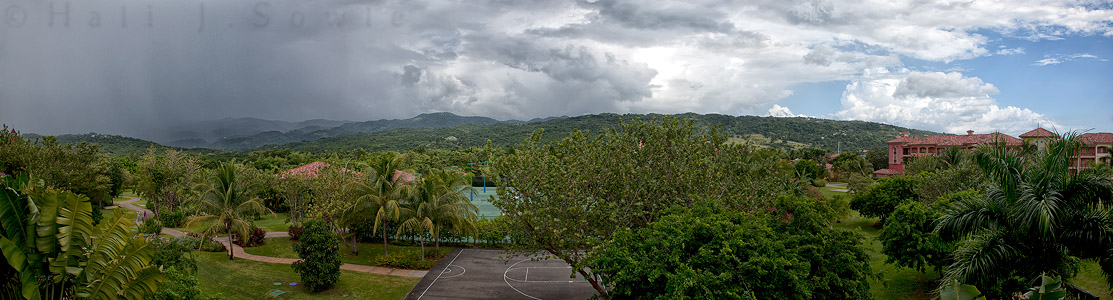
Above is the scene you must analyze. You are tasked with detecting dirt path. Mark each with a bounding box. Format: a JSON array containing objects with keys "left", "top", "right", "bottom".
[{"left": 117, "top": 197, "right": 427, "bottom": 278}]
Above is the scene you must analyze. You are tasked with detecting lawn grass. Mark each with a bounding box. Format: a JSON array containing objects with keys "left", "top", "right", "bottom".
[
  {"left": 251, "top": 213, "right": 291, "bottom": 232},
  {"left": 194, "top": 251, "right": 418, "bottom": 300},
  {"left": 244, "top": 237, "right": 452, "bottom": 268}
]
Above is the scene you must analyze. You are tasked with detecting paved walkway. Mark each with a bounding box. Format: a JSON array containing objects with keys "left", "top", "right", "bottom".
[{"left": 117, "top": 197, "right": 427, "bottom": 278}]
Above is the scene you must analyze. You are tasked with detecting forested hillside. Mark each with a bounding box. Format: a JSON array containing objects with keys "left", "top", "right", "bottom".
[
  {"left": 22, "top": 133, "right": 166, "bottom": 156},
  {"left": 273, "top": 113, "right": 938, "bottom": 152}
]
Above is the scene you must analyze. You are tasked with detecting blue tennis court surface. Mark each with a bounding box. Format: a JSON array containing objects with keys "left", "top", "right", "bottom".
[{"left": 461, "top": 188, "right": 501, "bottom": 218}]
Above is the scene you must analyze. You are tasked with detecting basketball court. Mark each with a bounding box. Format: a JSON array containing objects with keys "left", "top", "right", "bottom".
[{"left": 405, "top": 249, "right": 599, "bottom": 300}]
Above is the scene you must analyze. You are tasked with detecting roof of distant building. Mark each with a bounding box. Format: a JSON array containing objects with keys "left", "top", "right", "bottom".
[
  {"left": 874, "top": 168, "right": 901, "bottom": 175},
  {"left": 888, "top": 132, "right": 1022, "bottom": 146},
  {"left": 1019, "top": 127, "right": 1057, "bottom": 138},
  {"left": 1078, "top": 132, "right": 1113, "bottom": 145},
  {"left": 278, "top": 161, "right": 361, "bottom": 179}
]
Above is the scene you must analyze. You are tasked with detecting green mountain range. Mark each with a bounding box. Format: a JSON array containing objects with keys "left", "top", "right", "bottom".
[{"left": 28, "top": 113, "right": 939, "bottom": 155}]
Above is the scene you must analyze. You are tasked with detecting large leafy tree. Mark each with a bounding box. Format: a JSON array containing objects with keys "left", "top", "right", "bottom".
[
  {"left": 396, "top": 169, "right": 478, "bottom": 259},
  {"left": 291, "top": 219, "right": 341, "bottom": 293},
  {"left": 135, "top": 149, "right": 201, "bottom": 217},
  {"left": 849, "top": 175, "right": 919, "bottom": 222},
  {"left": 878, "top": 191, "right": 970, "bottom": 275},
  {"left": 492, "top": 117, "right": 790, "bottom": 297},
  {"left": 592, "top": 196, "right": 872, "bottom": 299},
  {"left": 346, "top": 153, "right": 410, "bottom": 257},
  {"left": 934, "top": 134, "right": 1113, "bottom": 298},
  {"left": 0, "top": 175, "right": 163, "bottom": 300},
  {"left": 185, "top": 162, "right": 272, "bottom": 260}
]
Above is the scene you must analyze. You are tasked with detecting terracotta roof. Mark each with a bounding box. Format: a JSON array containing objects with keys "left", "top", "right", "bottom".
[
  {"left": 1019, "top": 128, "right": 1057, "bottom": 138},
  {"left": 392, "top": 170, "right": 416, "bottom": 183},
  {"left": 278, "top": 161, "right": 361, "bottom": 179},
  {"left": 1078, "top": 132, "right": 1113, "bottom": 145},
  {"left": 874, "top": 169, "right": 901, "bottom": 175},
  {"left": 888, "top": 132, "right": 1021, "bottom": 147}
]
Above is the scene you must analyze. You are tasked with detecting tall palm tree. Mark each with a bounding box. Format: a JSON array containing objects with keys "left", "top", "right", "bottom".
[
  {"left": 185, "top": 161, "right": 273, "bottom": 260},
  {"left": 345, "top": 153, "right": 411, "bottom": 257},
  {"left": 396, "top": 170, "right": 479, "bottom": 259},
  {"left": 934, "top": 133, "right": 1113, "bottom": 298}
]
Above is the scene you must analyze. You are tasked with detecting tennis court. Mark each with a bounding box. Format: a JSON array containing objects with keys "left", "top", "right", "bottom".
[
  {"left": 461, "top": 188, "right": 501, "bottom": 218},
  {"left": 406, "top": 249, "right": 598, "bottom": 300}
]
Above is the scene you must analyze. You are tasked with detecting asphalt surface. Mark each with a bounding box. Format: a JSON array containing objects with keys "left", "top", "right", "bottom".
[{"left": 405, "top": 249, "right": 599, "bottom": 300}]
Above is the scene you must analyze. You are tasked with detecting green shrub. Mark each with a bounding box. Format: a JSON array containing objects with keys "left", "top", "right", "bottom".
[
  {"left": 152, "top": 237, "right": 207, "bottom": 300},
  {"left": 153, "top": 237, "right": 198, "bottom": 273},
  {"left": 292, "top": 219, "right": 341, "bottom": 293},
  {"left": 139, "top": 219, "right": 163, "bottom": 235},
  {"left": 159, "top": 211, "right": 187, "bottom": 228},
  {"left": 374, "top": 251, "right": 439, "bottom": 270},
  {"left": 182, "top": 233, "right": 227, "bottom": 252},
  {"left": 152, "top": 266, "right": 203, "bottom": 300},
  {"left": 811, "top": 178, "right": 827, "bottom": 187}
]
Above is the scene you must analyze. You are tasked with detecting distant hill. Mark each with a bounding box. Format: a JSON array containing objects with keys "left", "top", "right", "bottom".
[
  {"left": 27, "top": 112, "right": 940, "bottom": 155},
  {"left": 22, "top": 133, "right": 168, "bottom": 156},
  {"left": 272, "top": 113, "right": 939, "bottom": 153},
  {"left": 163, "top": 118, "right": 354, "bottom": 148},
  {"left": 204, "top": 112, "right": 502, "bottom": 151}
]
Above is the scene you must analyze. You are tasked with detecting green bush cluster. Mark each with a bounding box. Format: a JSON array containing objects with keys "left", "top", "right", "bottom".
[
  {"left": 374, "top": 251, "right": 438, "bottom": 270},
  {"left": 182, "top": 233, "right": 227, "bottom": 252},
  {"left": 159, "top": 211, "right": 188, "bottom": 228},
  {"left": 811, "top": 178, "right": 827, "bottom": 187},
  {"left": 139, "top": 219, "right": 163, "bottom": 235},
  {"left": 291, "top": 219, "right": 341, "bottom": 293}
]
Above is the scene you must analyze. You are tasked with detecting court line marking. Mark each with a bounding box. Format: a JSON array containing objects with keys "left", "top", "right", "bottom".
[
  {"left": 417, "top": 249, "right": 465, "bottom": 300},
  {"left": 503, "top": 258, "right": 544, "bottom": 300},
  {"left": 440, "top": 265, "right": 466, "bottom": 279}
]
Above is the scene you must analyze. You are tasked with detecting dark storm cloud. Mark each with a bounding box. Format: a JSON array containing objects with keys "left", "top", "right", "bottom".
[{"left": 2, "top": 0, "right": 1109, "bottom": 139}]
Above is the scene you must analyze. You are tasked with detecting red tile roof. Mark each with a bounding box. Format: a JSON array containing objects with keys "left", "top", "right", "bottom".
[
  {"left": 1078, "top": 132, "right": 1113, "bottom": 144},
  {"left": 278, "top": 161, "right": 361, "bottom": 179},
  {"left": 874, "top": 169, "right": 901, "bottom": 175},
  {"left": 888, "top": 132, "right": 1021, "bottom": 147},
  {"left": 1019, "top": 128, "right": 1057, "bottom": 138}
]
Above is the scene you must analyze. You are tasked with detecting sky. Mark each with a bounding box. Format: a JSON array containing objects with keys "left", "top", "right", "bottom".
[{"left": 1, "top": 0, "right": 1111, "bottom": 140}]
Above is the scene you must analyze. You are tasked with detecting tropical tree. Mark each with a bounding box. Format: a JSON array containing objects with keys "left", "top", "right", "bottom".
[
  {"left": 0, "top": 175, "right": 164, "bottom": 300},
  {"left": 346, "top": 153, "right": 410, "bottom": 257},
  {"left": 492, "top": 117, "right": 792, "bottom": 297},
  {"left": 396, "top": 169, "right": 478, "bottom": 259},
  {"left": 134, "top": 149, "right": 201, "bottom": 218},
  {"left": 934, "top": 134, "right": 1113, "bottom": 298},
  {"left": 185, "top": 162, "right": 273, "bottom": 260}
]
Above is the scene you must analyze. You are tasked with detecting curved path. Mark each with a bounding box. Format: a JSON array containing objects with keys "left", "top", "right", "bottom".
[{"left": 117, "top": 197, "right": 427, "bottom": 278}]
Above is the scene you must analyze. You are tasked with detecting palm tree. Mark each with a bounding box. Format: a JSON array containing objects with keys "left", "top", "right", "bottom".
[
  {"left": 345, "top": 153, "right": 411, "bottom": 257},
  {"left": 934, "top": 133, "right": 1113, "bottom": 298},
  {"left": 396, "top": 170, "right": 479, "bottom": 259},
  {"left": 185, "top": 161, "right": 273, "bottom": 260}
]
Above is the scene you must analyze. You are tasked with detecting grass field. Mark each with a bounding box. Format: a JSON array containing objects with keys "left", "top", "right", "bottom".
[
  {"left": 244, "top": 237, "right": 452, "bottom": 268},
  {"left": 195, "top": 251, "right": 418, "bottom": 300}
]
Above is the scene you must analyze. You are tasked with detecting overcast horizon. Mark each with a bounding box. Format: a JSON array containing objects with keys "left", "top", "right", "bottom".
[{"left": 2, "top": 0, "right": 1111, "bottom": 139}]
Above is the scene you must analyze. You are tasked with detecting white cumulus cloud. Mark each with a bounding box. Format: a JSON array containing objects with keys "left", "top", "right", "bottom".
[{"left": 834, "top": 70, "right": 1059, "bottom": 135}]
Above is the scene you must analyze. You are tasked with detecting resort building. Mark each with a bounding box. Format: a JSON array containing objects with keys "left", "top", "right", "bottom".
[{"left": 875, "top": 128, "right": 1112, "bottom": 177}]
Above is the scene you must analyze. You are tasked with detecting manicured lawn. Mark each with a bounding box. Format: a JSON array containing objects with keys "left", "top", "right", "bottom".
[
  {"left": 194, "top": 251, "right": 418, "bottom": 300},
  {"left": 245, "top": 237, "right": 452, "bottom": 268},
  {"left": 251, "top": 213, "right": 291, "bottom": 232}
]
